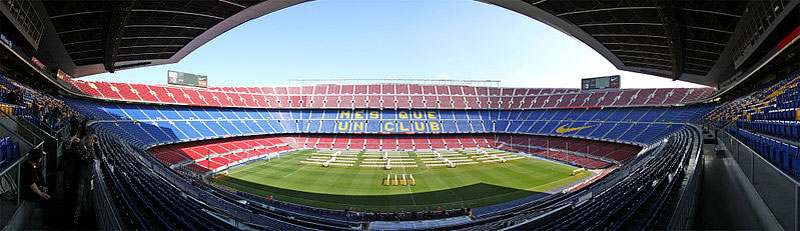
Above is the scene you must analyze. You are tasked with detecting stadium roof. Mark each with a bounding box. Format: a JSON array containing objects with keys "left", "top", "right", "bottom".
[
  {"left": 482, "top": 0, "right": 755, "bottom": 86},
  {"left": 41, "top": 0, "right": 304, "bottom": 77},
  {"left": 35, "top": 0, "right": 794, "bottom": 87}
]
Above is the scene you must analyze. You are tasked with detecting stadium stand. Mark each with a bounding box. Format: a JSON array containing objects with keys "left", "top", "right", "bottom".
[
  {"left": 149, "top": 136, "right": 296, "bottom": 172},
  {"left": 149, "top": 134, "right": 640, "bottom": 172},
  {"left": 8, "top": 0, "right": 799, "bottom": 228},
  {"left": 70, "top": 98, "right": 711, "bottom": 149},
  {"left": 68, "top": 80, "right": 714, "bottom": 109},
  {"left": 51, "top": 80, "right": 712, "bottom": 229},
  {"left": 0, "top": 137, "right": 20, "bottom": 168},
  {"left": 94, "top": 132, "right": 312, "bottom": 230},
  {"left": 0, "top": 74, "right": 76, "bottom": 133},
  {"left": 704, "top": 71, "right": 800, "bottom": 180},
  {"left": 58, "top": 80, "right": 711, "bottom": 229},
  {"left": 484, "top": 128, "right": 702, "bottom": 230}
]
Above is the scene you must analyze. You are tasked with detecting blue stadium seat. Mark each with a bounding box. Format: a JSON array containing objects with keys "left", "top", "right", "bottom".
[
  {"left": 232, "top": 121, "right": 253, "bottom": 134},
  {"left": 255, "top": 120, "right": 273, "bottom": 133},
  {"left": 198, "top": 121, "right": 221, "bottom": 136},
  {"left": 218, "top": 121, "right": 241, "bottom": 136},
  {"left": 189, "top": 121, "right": 216, "bottom": 137},
  {"left": 244, "top": 120, "right": 264, "bottom": 134}
]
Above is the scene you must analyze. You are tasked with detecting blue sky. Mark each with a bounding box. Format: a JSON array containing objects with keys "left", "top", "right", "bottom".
[{"left": 84, "top": 0, "right": 705, "bottom": 89}]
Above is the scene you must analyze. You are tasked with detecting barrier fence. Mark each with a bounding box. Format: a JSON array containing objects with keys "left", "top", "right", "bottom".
[{"left": 718, "top": 130, "right": 800, "bottom": 231}]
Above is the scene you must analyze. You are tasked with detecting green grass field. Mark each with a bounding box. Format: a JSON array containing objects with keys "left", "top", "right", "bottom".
[{"left": 211, "top": 149, "right": 590, "bottom": 212}]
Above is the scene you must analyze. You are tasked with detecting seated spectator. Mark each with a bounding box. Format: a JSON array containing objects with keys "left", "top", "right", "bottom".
[
  {"left": 21, "top": 148, "right": 50, "bottom": 203},
  {"left": 3, "top": 89, "right": 16, "bottom": 105}
]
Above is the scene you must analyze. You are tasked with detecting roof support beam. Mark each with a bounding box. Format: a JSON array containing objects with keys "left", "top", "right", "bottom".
[
  {"left": 592, "top": 33, "right": 668, "bottom": 39},
  {"left": 577, "top": 22, "right": 662, "bottom": 27},
  {"left": 557, "top": 6, "right": 657, "bottom": 17},
  {"left": 655, "top": 0, "right": 684, "bottom": 80},
  {"left": 125, "top": 24, "right": 208, "bottom": 30},
  {"left": 118, "top": 44, "right": 185, "bottom": 49},
  {"left": 219, "top": 0, "right": 247, "bottom": 9},
  {"left": 129, "top": 9, "right": 225, "bottom": 20},
  {"left": 49, "top": 10, "right": 106, "bottom": 19},
  {"left": 616, "top": 54, "right": 672, "bottom": 63},
  {"left": 62, "top": 39, "right": 102, "bottom": 46},
  {"left": 117, "top": 51, "right": 175, "bottom": 57},
  {"left": 609, "top": 49, "right": 672, "bottom": 57},
  {"left": 103, "top": 0, "right": 136, "bottom": 73}
]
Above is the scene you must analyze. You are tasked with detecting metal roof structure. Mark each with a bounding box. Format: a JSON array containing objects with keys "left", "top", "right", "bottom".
[
  {"left": 483, "top": 0, "right": 757, "bottom": 86},
  {"left": 29, "top": 0, "right": 798, "bottom": 87},
  {"left": 40, "top": 0, "right": 305, "bottom": 77}
]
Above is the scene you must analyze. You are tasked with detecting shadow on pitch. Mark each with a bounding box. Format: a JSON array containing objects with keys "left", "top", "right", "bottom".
[{"left": 215, "top": 177, "right": 548, "bottom": 211}]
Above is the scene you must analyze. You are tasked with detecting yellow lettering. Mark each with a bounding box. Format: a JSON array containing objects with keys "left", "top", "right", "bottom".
[
  {"left": 399, "top": 122, "right": 410, "bottom": 131},
  {"left": 430, "top": 122, "right": 440, "bottom": 131},
  {"left": 412, "top": 111, "right": 424, "bottom": 119},
  {"left": 353, "top": 121, "right": 364, "bottom": 131},
  {"left": 428, "top": 111, "right": 437, "bottom": 119},
  {"left": 340, "top": 110, "right": 350, "bottom": 119},
  {"left": 338, "top": 121, "right": 349, "bottom": 130},
  {"left": 384, "top": 122, "right": 395, "bottom": 131},
  {"left": 369, "top": 111, "right": 379, "bottom": 119},
  {"left": 355, "top": 110, "right": 364, "bottom": 119},
  {"left": 414, "top": 122, "right": 426, "bottom": 131},
  {"left": 398, "top": 111, "right": 408, "bottom": 119}
]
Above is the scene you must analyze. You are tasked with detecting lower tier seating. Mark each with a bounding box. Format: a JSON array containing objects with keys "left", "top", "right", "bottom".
[
  {"left": 150, "top": 134, "right": 641, "bottom": 172},
  {"left": 148, "top": 136, "right": 297, "bottom": 172}
]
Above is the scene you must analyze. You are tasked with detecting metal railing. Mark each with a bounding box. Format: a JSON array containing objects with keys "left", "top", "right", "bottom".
[
  {"left": 0, "top": 108, "right": 45, "bottom": 229},
  {"left": 718, "top": 130, "right": 800, "bottom": 231},
  {"left": 667, "top": 125, "right": 704, "bottom": 229}
]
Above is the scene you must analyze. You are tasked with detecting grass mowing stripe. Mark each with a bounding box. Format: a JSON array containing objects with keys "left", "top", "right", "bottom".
[{"left": 212, "top": 149, "right": 590, "bottom": 212}]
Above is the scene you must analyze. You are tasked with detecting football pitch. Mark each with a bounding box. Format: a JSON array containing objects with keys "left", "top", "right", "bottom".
[{"left": 211, "top": 149, "right": 590, "bottom": 212}]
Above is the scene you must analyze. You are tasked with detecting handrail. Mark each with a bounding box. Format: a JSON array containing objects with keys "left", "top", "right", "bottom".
[
  {"left": 0, "top": 102, "right": 43, "bottom": 147},
  {"left": 721, "top": 129, "right": 800, "bottom": 186},
  {"left": 0, "top": 153, "right": 28, "bottom": 177},
  {"left": 17, "top": 111, "right": 60, "bottom": 140}
]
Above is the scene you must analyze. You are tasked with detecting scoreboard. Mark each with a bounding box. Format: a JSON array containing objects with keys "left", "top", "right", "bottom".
[
  {"left": 581, "top": 75, "right": 620, "bottom": 91},
  {"left": 167, "top": 70, "right": 207, "bottom": 88}
]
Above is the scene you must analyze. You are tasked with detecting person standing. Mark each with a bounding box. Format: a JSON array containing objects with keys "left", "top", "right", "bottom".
[{"left": 73, "top": 130, "right": 96, "bottom": 224}]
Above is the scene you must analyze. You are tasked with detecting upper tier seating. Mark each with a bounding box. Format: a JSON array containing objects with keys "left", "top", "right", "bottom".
[
  {"left": 1, "top": 74, "right": 78, "bottom": 134},
  {"left": 70, "top": 80, "right": 714, "bottom": 109},
  {"left": 705, "top": 71, "right": 800, "bottom": 180},
  {"left": 705, "top": 71, "right": 800, "bottom": 138},
  {"left": 1, "top": 74, "right": 74, "bottom": 114}
]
